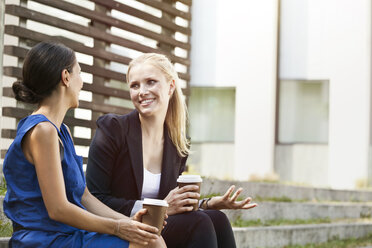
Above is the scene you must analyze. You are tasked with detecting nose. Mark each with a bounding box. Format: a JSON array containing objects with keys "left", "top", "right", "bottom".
[{"left": 139, "top": 83, "right": 149, "bottom": 96}]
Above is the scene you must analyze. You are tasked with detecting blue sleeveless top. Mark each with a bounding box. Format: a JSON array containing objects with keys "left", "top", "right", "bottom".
[{"left": 3, "top": 115, "right": 128, "bottom": 247}]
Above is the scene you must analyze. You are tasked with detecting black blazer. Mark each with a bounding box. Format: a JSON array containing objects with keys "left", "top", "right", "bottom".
[{"left": 86, "top": 110, "right": 187, "bottom": 216}]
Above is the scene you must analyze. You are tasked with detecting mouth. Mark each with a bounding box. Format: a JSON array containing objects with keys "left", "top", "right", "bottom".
[{"left": 139, "top": 98, "right": 155, "bottom": 106}]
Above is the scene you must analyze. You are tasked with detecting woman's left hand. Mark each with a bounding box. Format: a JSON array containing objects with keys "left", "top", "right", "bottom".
[{"left": 207, "top": 185, "right": 257, "bottom": 210}]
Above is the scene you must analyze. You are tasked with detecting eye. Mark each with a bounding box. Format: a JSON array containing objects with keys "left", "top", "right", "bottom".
[
  {"left": 130, "top": 83, "right": 139, "bottom": 89},
  {"left": 147, "top": 79, "right": 157, "bottom": 85}
]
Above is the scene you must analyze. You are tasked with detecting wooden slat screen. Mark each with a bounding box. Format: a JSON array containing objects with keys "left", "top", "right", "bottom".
[{"left": 1, "top": 0, "right": 192, "bottom": 163}]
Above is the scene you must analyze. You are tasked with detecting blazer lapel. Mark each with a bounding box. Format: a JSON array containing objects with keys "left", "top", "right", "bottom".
[
  {"left": 158, "top": 125, "right": 179, "bottom": 199},
  {"left": 126, "top": 110, "right": 144, "bottom": 198}
]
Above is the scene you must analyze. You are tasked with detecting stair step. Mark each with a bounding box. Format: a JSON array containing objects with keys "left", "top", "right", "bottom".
[
  {"left": 0, "top": 222, "right": 371, "bottom": 248},
  {"left": 202, "top": 178, "right": 372, "bottom": 202},
  {"left": 233, "top": 221, "right": 372, "bottom": 248},
  {"left": 223, "top": 201, "right": 372, "bottom": 222},
  {"left": 0, "top": 238, "right": 9, "bottom": 248}
]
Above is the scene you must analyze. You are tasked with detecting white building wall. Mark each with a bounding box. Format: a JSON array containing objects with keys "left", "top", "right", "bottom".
[
  {"left": 190, "top": 0, "right": 278, "bottom": 180},
  {"left": 280, "top": 0, "right": 371, "bottom": 189}
]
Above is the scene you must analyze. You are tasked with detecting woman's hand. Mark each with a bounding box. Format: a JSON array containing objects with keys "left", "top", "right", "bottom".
[
  {"left": 164, "top": 186, "right": 200, "bottom": 215},
  {"left": 132, "top": 209, "right": 168, "bottom": 230},
  {"left": 116, "top": 211, "right": 159, "bottom": 246},
  {"left": 208, "top": 185, "right": 257, "bottom": 210}
]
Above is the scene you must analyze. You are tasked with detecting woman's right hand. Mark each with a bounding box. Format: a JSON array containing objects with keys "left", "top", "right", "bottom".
[
  {"left": 164, "top": 186, "right": 200, "bottom": 215},
  {"left": 116, "top": 212, "right": 158, "bottom": 246}
]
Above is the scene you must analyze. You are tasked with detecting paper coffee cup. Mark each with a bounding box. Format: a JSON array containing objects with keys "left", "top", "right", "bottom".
[
  {"left": 142, "top": 198, "right": 168, "bottom": 236},
  {"left": 177, "top": 175, "right": 203, "bottom": 211}
]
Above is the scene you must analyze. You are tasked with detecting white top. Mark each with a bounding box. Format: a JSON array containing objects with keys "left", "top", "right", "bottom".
[{"left": 130, "top": 168, "right": 161, "bottom": 216}]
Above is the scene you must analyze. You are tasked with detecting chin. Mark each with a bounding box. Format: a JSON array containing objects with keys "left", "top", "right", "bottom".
[{"left": 136, "top": 107, "right": 155, "bottom": 117}]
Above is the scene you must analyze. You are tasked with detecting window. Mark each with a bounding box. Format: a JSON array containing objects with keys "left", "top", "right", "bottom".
[
  {"left": 189, "top": 87, "right": 235, "bottom": 143},
  {"left": 278, "top": 80, "right": 329, "bottom": 143}
]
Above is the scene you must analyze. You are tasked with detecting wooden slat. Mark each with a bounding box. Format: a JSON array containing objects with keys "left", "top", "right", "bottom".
[
  {"left": 2, "top": 128, "right": 92, "bottom": 147},
  {"left": 32, "top": 0, "right": 190, "bottom": 50},
  {"left": 1, "top": 149, "right": 88, "bottom": 162},
  {"left": 79, "top": 100, "right": 132, "bottom": 115},
  {"left": 5, "top": 4, "right": 190, "bottom": 66},
  {"left": 82, "top": 83, "right": 131, "bottom": 99},
  {"left": 2, "top": 86, "right": 132, "bottom": 115},
  {"left": 4, "top": 37, "right": 132, "bottom": 66},
  {"left": 3, "top": 82, "right": 132, "bottom": 102},
  {"left": 3, "top": 66, "right": 21, "bottom": 78},
  {"left": 177, "top": 0, "right": 192, "bottom": 6},
  {"left": 135, "top": 0, "right": 191, "bottom": 20},
  {"left": 91, "top": 0, "right": 191, "bottom": 35},
  {"left": 73, "top": 137, "right": 92, "bottom": 147},
  {"left": 79, "top": 64, "right": 126, "bottom": 82},
  {"left": 1, "top": 129, "right": 17, "bottom": 139},
  {"left": 2, "top": 63, "right": 127, "bottom": 84},
  {"left": 1, "top": 150, "right": 8, "bottom": 159},
  {"left": 3, "top": 40, "right": 190, "bottom": 81},
  {"left": 2, "top": 107, "right": 96, "bottom": 129}
]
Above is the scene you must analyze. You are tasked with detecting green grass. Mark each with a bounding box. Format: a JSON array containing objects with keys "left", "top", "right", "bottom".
[
  {"left": 0, "top": 177, "right": 7, "bottom": 196},
  {"left": 232, "top": 217, "right": 332, "bottom": 227},
  {"left": 0, "top": 221, "right": 12, "bottom": 237},
  {"left": 284, "top": 233, "right": 372, "bottom": 248}
]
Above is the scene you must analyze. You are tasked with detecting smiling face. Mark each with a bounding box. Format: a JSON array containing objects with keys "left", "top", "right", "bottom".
[{"left": 128, "top": 62, "right": 175, "bottom": 118}]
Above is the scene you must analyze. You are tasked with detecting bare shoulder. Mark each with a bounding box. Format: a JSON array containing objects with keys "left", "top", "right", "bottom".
[
  {"left": 22, "top": 121, "right": 59, "bottom": 163},
  {"left": 29, "top": 121, "right": 58, "bottom": 144}
]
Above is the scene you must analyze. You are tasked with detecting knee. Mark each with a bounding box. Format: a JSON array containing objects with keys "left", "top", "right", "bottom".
[
  {"left": 190, "top": 211, "right": 215, "bottom": 230},
  {"left": 205, "top": 210, "right": 232, "bottom": 227}
]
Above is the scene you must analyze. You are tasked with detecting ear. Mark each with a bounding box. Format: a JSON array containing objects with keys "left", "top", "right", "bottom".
[
  {"left": 169, "top": 79, "right": 175, "bottom": 96},
  {"left": 61, "top": 69, "right": 70, "bottom": 87}
]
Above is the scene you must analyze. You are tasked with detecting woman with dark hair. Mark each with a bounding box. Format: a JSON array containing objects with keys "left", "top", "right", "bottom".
[
  {"left": 86, "top": 53, "right": 257, "bottom": 248},
  {"left": 3, "top": 42, "right": 165, "bottom": 248}
]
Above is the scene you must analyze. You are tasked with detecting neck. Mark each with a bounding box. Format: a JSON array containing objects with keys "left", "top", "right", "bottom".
[
  {"left": 139, "top": 113, "right": 165, "bottom": 142},
  {"left": 33, "top": 92, "right": 70, "bottom": 129}
]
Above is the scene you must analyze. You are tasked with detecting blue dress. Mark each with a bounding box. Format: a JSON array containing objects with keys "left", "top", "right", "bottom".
[{"left": 3, "top": 114, "right": 129, "bottom": 247}]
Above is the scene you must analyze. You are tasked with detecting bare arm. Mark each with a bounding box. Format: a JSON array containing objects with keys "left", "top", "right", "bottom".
[
  {"left": 81, "top": 187, "right": 127, "bottom": 220},
  {"left": 25, "top": 122, "right": 158, "bottom": 245}
]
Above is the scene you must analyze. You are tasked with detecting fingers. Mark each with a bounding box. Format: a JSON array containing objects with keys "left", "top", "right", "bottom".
[
  {"left": 132, "top": 208, "right": 147, "bottom": 222},
  {"left": 138, "top": 227, "right": 159, "bottom": 240},
  {"left": 230, "top": 187, "right": 243, "bottom": 202},
  {"left": 178, "top": 185, "right": 199, "bottom": 193},
  {"left": 179, "top": 198, "right": 198, "bottom": 206},
  {"left": 180, "top": 206, "right": 194, "bottom": 212},
  {"left": 242, "top": 203, "right": 258, "bottom": 209},
  {"left": 223, "top": 185, "right": 236, "bottom": 199},
  {"left": 137, "top": 222, "right": 159, "bottom": 235},
  {"left": 179, "top": 191, "right": 200, "bottom": 200}
]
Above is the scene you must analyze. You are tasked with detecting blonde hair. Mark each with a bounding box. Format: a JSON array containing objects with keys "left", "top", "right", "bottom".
[{"left": 127, "top": 53, "right": 190, "bottom": 157}]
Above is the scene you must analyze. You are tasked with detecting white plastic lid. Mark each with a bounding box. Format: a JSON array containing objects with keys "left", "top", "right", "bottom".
[
  {"left": 177, "top": 175, "right": 203, "bottom": 183},
  {"left": 143, "top": 198, "right": 169, "bottom": 207}
]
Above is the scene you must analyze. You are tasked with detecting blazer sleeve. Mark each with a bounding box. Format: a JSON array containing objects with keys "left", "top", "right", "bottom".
[{"left": 86, "top": 114, "right": 136, "bottom": 216}]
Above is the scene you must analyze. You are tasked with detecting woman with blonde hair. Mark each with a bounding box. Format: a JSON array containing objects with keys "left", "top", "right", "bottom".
[{"left": 87, "top": 53, "right": 257, "bottom": 247}]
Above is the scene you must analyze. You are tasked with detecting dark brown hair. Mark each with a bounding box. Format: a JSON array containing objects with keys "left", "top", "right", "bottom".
[{"left": 12, "top": 41, "right": 76, "bottom": 104}]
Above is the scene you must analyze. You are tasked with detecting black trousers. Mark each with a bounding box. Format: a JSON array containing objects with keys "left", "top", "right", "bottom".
[{"left": 161, "top": 210, "right": 236, "bottom": 248}]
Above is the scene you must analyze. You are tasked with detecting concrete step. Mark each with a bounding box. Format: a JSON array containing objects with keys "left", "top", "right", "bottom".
[
  {"left": 0, "top": 238, "right": 9, "bottom": 248},
  {"left": 202, "top": 178, "right": 372, "bottom": 202},
  {"left": 233, "top": 221, "right": 372, "bottom": 248},
  {"left": 223, "top": 201, "right": 372, "bottom": 222}
]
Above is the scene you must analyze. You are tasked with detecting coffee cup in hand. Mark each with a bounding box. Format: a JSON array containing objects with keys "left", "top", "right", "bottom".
[
  {"left": 142, "top": 198, "right": 168, "bottom": 236},
  {"left": 177, "top": 175, "right": 203, "bottom": 211}
]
